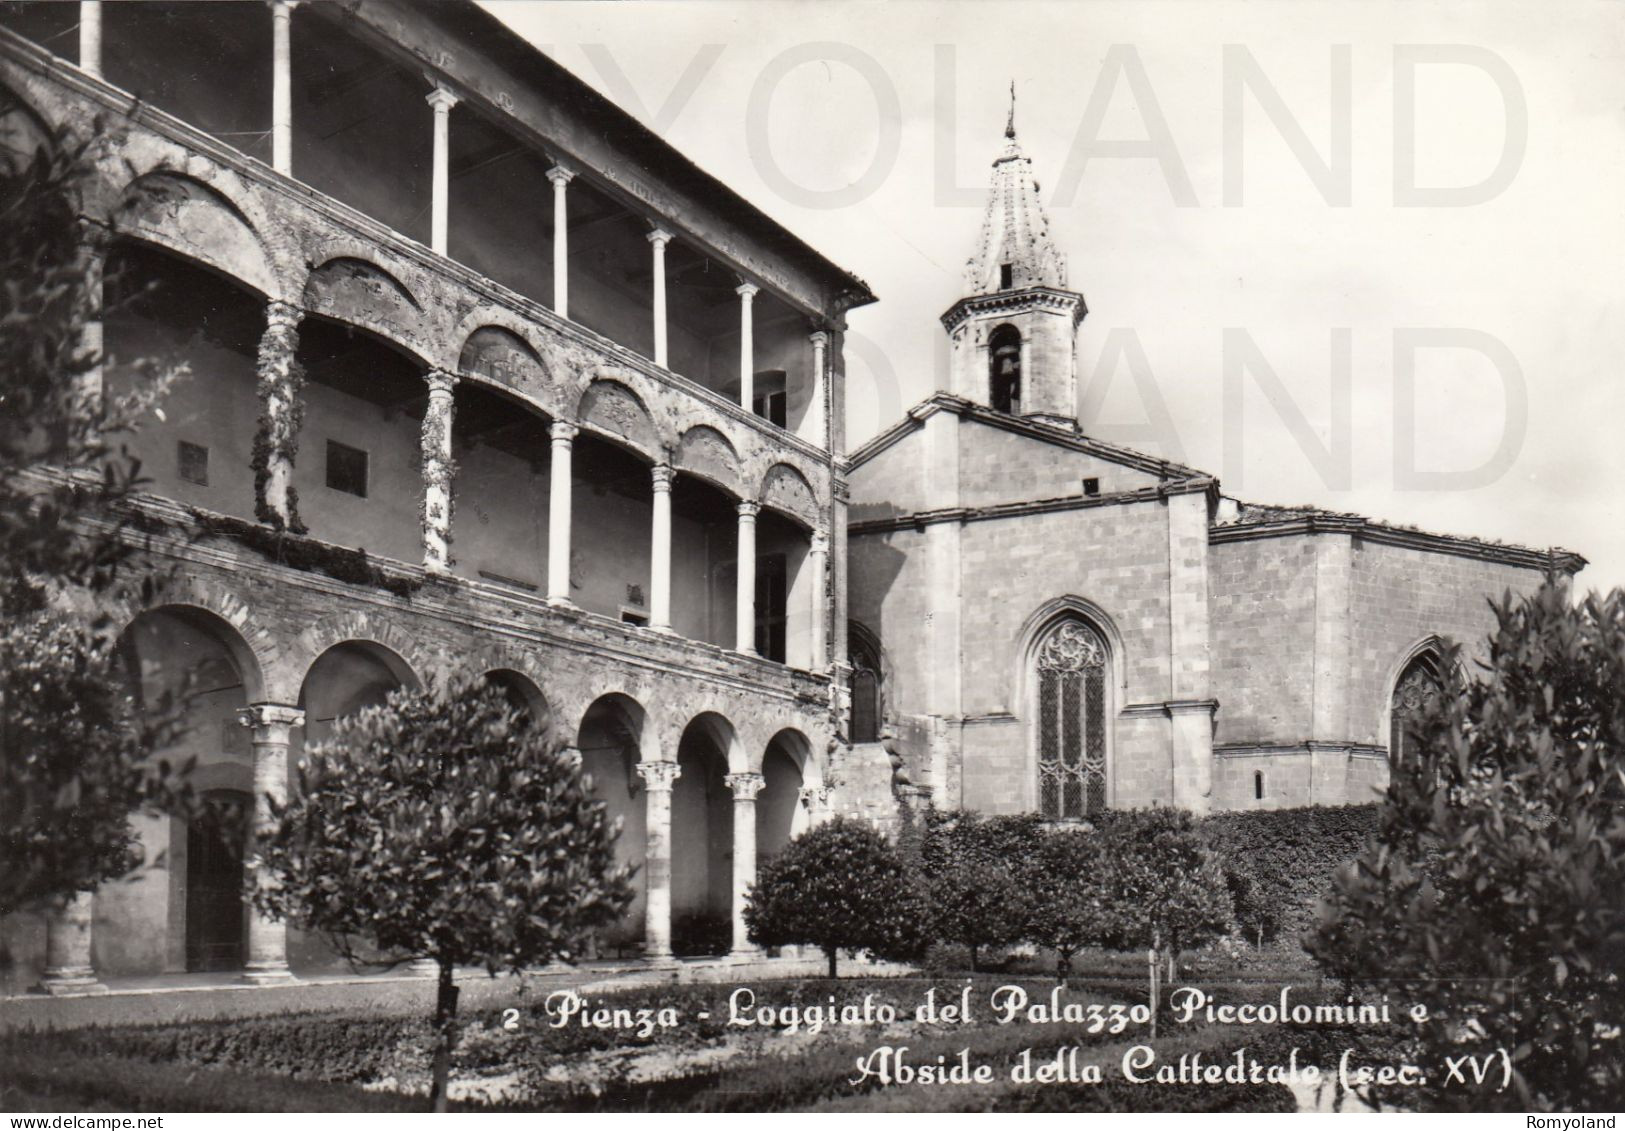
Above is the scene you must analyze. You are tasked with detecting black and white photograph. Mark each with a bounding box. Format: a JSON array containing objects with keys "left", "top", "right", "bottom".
[{"left": 0, "top": 0, "right": 1621, "bottom": 1117}]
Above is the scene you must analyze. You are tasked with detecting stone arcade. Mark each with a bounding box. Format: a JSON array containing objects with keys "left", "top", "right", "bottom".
[{"left": 0, "top": 2, "right": 1582, "bottom": 994}]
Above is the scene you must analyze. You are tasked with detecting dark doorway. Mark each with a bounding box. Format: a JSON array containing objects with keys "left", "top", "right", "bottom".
[{"left": 185, "top": 790, "right": 249, "bottom": 972}]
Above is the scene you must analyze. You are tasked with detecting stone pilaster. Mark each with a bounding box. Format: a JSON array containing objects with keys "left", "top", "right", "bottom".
[
  {"left": 635, "top": 760, "right": 681, "bottom": 961},
  {"left": 1167, "top": 487, "right": 1214, "bottom": 812},
  {"left": 724, "top": 772, "right": 765, "bottom": 959}
]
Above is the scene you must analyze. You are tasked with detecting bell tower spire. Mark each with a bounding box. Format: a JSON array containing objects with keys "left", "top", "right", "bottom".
[{"left": 940, "top": 93, "right": 1087, "bottom": 430}]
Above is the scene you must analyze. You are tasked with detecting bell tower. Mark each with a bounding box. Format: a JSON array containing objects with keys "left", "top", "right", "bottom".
[{"left": 941, "top": 87, "right": 1086, "bottom": 429}]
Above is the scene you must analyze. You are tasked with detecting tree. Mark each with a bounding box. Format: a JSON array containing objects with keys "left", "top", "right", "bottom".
[
  {"left": 744, "top": 817, "right": 929, "bottom": 977},
  {"left": 1023, "top": 827, "right": 1110, "bottom": 977},
  {"left": 1312, "top": 584, "right": 1625, "bottom": 1112},
  {"left": 1222, "top": 860, "right": 1279, "bottom": 951},
  {"left": 255, "top": 675, "right": 635, "bottom": 1112},
  {"left": 0, "top": 105, "right": 187, "bottom": 916},
  {"left": 1096, "top": 807, "right": 1233, "bottom": 1037},
  {"left": 916, "top": 810, "right": 1047, "bottom": 971}
]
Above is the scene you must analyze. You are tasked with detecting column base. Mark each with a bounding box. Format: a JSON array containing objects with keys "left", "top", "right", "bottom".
[
  {"left": 546, "top": 596, "right": 577, "bottom": 611},
  {"left": 648, "top": 624, "right": 676, "bottom": 635},
  {"left": 406, "top": 957, "right": 441, "bottom": 977},
  {"left": 34, "top": 969, "right": 108, "bottom": 997},
  {"left": 723, "top": 946, "right": 761, "bottom": 966},
  {"left": 642, "top": 948, "right": 680, "bottom": 970},
  {"left": 239, "top": 962, "right": 296, "bottom": 986}
]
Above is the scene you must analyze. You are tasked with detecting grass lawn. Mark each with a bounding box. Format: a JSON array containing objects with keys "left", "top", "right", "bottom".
[{"left": 0, "top": 952, "right": 1364, "bottom": 1113}]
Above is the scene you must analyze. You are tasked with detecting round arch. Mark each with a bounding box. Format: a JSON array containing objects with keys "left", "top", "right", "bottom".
[
  {"left": 481, "top": 667, "right": 551, "bottom": 730},
  {"left": 116, "top": 171, "right": 278, "bottom": 300}
]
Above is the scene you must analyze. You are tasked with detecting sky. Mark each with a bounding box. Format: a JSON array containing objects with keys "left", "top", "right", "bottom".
[{"left": 482, "top": 0, "right": 1625, "bottom": 593}]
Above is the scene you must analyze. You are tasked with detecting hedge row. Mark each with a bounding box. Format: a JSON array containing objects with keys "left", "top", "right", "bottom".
[{"left": 1200, "top": 804, "right": 1378, "bottom": 947}]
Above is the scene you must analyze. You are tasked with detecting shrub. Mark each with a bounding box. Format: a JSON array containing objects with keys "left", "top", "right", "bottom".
[
  {"left": 1312, "top": 585, "right": 1625, "bottom": 1111},
  {"left": 744, "top": 817, "right": 929, "bottom": 976}
]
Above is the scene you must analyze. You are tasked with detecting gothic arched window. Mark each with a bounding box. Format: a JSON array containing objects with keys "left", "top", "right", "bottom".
[
  {"left": 989, "top": 324, "right": 1022, "bottom": 415},
  {"left": 848, "top": 629, "right": 883, "bottom": 745},
  {"left": 1035, "top": 619, "right": 1109, "bottom": 819},
  {"left": 1389, "top": 652, "right": 1443, "bottom": 767}
]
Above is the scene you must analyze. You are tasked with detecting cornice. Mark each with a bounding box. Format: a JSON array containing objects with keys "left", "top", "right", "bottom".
[
  {"left": 940, "top": 286, "right": 1087, "bottom": 333},
  {"left": 1211, "top": 513, "right": 1586, "bottom": 575},
  {"left": 847, "top": 392, "right": 1205, "bottom": 481},
  {"left": 847, "top": 478, "right": 1216, "bottom": 537}
]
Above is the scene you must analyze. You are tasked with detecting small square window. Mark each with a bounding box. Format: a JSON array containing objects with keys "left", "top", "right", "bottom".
[
  {"left": 620, "top": 609, "right": 649, "bottom": 627},
  {"left": 177, "top": 440, "right": 209, "bottom": 486},
  {"left": 326, "top": 440, "right": 368, "bottom": 498},
  {"left": 1082, "top": 477, "right": 1100, "bottom": 497}
]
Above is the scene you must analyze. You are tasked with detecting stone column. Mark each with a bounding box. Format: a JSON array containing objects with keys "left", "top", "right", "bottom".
[
  {"left": 255, "top": 300, "right": 302, "bottom": 528},
  {"left": 420, "top": 370, "right": 457, "bottom": 572},
  {"left": 808, "top": 527, "right": 829, "bottom": 672},
  {"left": 36, "top": 892, "right": 106, "bottom": 996},
  {"left": 270, "top": 1, "right": 296, "bottom": 175},
  {"left": 649, "top": 463, "right": 673, "bottom": 632},
  {"left": 735, "top": 501, "right": 758, "bottom": 654},
  {"left": 635, "top": 760, "right": 681, "bottom": 962},
  {"left": 78, "top": 2, "right": 102, "bottom": 78},
  {"left": 426, "top": 86, "right": 458, "bottom": 255},
  {"left": 724, "top": 772, "right": 765, "bottom": 960},
  {"left": 807, "top": 329, "right": 829, "bottom": 448},
  {"left": 648, "top": 228, "right": 671, "bottom": 368},
  {"left": 239, "top": 703, "right": 304, "bottom": 984},
  {"left": 546, "top": 421, "right": 576, "bottom": 607},
  {"left": 736, "top": 282, "right": 758, "bottom": 410},
  {"left": 547, "top": 164, "right": 574, "bottom": 318}
]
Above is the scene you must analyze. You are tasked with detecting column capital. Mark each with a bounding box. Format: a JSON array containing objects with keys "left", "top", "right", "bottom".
[
  {"left": 725, "top": 772, "right": 766, "bottom": 800},
  {"left": 735, "top": 281, "right": 760, "bottom": 301},
  {"left": 799, "top": 784, "right": 835, "bottom": 810},
  {"left": 635, "top": 760, "right": 682, "bottom": 793},
  {"left": 651, "top": 463, "right": 675, "bottom": 491},
  {"left": 550, "top": 420, "right": 578, "bottom": 443},
  {"left": 265, "top": 299, "right": 302, "bottom": 332},
  {"left": 736, "top": 500, "right": 760, "bottom": 520},
  {"left": 425, "top": 85, "right": 459, "bottom": 112},
  {"left": 546, "top": 163, "right": 576, "bottom": 188},
  {"left": 267, "top": 0, "right": 301, "bottom": 12},
  {"left": 425, "top": 368, "right": 458, "bottom": 397},
  {"left": 239, "top": 703, "right": 304, "bottom": 735},
  {"left": 808, "top": 329, "right": 830, "bottom": 349},
  {"left": 647, "top": 227, "right": 674, "bottom": 248},
  {"left": 810, "top": 527, "right": 830, "bottom": 555}
]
